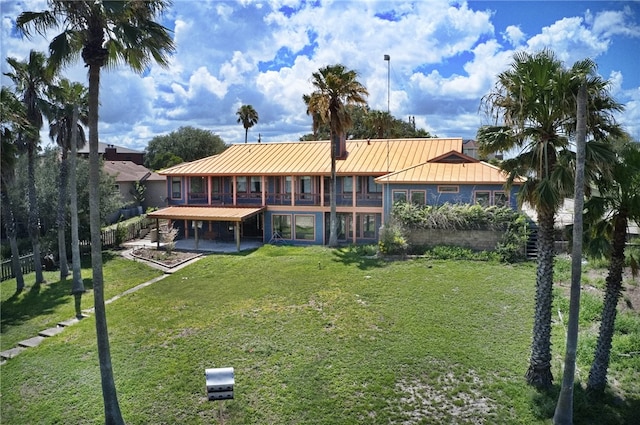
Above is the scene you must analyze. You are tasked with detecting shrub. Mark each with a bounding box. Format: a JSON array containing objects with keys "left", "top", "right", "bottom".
[{"left": 378, "top": 220, "right": 408, "bottom": 256}]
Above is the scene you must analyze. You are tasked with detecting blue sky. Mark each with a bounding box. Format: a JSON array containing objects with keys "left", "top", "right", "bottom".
[{"left": 1, "top": 0, "right": 639, "bottom": 151}]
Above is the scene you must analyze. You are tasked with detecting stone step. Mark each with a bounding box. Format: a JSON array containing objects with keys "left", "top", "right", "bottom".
[
  {"left": 39, "top": 326, "right": 66, "bottom": 338},
  {"left": 0, "top": 346, "right": 26, "bottom": 360},
  {"left": 18, "top": 336, "right": 45, "bottom": 348}
]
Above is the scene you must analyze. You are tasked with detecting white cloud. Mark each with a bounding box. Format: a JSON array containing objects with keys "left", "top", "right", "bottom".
[{"left": 503, "top": 25, "right": 525, "bottom": 46}]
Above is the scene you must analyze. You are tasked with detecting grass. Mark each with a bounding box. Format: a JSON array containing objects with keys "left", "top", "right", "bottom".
[
  {"left": 0, "top": 252, "right": 164, "bottom": 351},
  {"left": 1, "top": 246, "right": 639, "bottom": 424}
]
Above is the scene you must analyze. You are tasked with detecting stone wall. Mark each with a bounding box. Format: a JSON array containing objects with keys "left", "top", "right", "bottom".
[{"left": 407, "top": 229, "right": 502, "bottom": 252}]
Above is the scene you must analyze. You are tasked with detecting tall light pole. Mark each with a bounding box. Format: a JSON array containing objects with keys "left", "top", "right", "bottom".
[{"left": 384, "top": 54, "right": 390, "bottom": 113}]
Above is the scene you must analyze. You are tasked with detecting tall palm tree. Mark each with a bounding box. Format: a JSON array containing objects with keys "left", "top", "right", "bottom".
[
  {"left": 48, "top": 78, "right": 88, "bottom": 309},
  {"left": 0, "top": 86, "right": 36, "bottom": 293},
  {"left": 18, "top": 2, "right": 174, "bottom": 423},
  {"left": 4, "top": 51, "right": 53, "bottom": 286},
  {"left": 584, "top": 140, "right": 640, "bottom": 394},
  {"left": 236, "top": 104, "right": 259, "bottom": 143},
  {"left": 305, "top": 64, "right": 368, "bottom": 247},
  {"left": 553, "top": 83, "right": 587, "bottom": 425},
  {"left": 478, "top": 49, "right": 623, "bottom": 390}
]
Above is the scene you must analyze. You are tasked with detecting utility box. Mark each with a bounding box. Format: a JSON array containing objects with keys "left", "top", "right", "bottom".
[{"left": 205, "top": 367, "right": 234, "bottom": 400}]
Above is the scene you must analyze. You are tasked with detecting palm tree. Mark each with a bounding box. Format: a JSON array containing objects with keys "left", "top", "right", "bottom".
[
  {"left": 236, "top": 104, "right": 259, "bottom": 143},
  {"left": 305, "top": 64, "right": 368, "bottom": 247},
  {"left": 48, "top": 78, "right": 88, "bottom": 312},
  {"left": 584, "top": 140, "right": 640, "bottom": 394},
  {"left": 18, "top": 2, "right": 174, "bottom": 423},
  {"left": 4, "top": 51, "right": 53, "bottom": 286},
  {"left": 478, "top": 49, "right": 623, "bottom": 390},
  {"left": 0, "top": 86, "right": 36, "bottom": 293},
  {"left": 553, "top": 83, "right": 587, "bottom": 425}
]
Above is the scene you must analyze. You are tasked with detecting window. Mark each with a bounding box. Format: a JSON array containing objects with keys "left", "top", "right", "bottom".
[
  {"left": 190, "top": 176, "right": 206, "bottom": 193},
  {"left": 438, "top": 185, "right": 459, "bottom": 193},
  {"left": 343, "top": 176, "right": 361, "bottom": 193},
  {"left": 392, "top": 190, "right": 407, "bottom": 203},
  {"left": 284, "top": 176, "right": 292, "bottom": 194},
  {"left": 250, "top": 176, "right": 261, "bottom": 193},
  {"left": 236, "top": 177, "right": 247, "bottom": 193},
  {"left": 494, "top": 191, "right": 509, "bottom": 207},
  {"left": 272, "top": 214, "right": 291, "bottom": 239},
  {"left": 211, "top": 178, "right": 221, "bottom": 199},
  {"left": 171, "top": 177, "right": 182, "bottom": 199},
  {"left": 362, "top": 214, "right": 376, "bottom": 238},
  {"left": 410, "top": 190, "right": 426, "bottom": 205},
  {"left": 294, "top": 215, "right": 315, "bottom": 240},
  {"left": 367, "top": 176, "right": 382, "bottom": 193},
  {"left": 475, "top": 191, "right": 491, "bottom": 207},
  {"left": 299, "top": 176, "right": 312, "bottom": 194}
]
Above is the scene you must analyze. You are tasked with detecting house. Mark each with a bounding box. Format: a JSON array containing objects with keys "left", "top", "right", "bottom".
[
  {"left": 78, "top": 142, "right": 145, "bottom": 165},
  {"left": 149, "top": 138, "right": 522, "bottom": 248},
  {"left": 102, "top": 161, "right": 167, "bottom": 211}
]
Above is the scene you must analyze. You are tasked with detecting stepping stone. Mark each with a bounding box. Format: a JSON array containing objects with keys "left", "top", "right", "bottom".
[
  {"left": 18, "top": 336, "right": 45, "bottom": 348},
  {"left": 58, "top": 314, "right": 89, "bottom": 327},
  {"left": 0, "top": 346, "right": 26, "bottom": 360},
  {"left": 39, "top": 326, "right": 66, "bottom": 337}
]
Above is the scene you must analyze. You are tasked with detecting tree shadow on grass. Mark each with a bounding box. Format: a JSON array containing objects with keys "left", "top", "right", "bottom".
[
  {"left": 332, "top": 247, "right": 386, "bottom": 270},
  {"left": 531, "top": 383, "right": 640, "bottom": 424}
]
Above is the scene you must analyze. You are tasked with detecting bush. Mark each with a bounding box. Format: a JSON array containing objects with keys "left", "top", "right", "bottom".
[
  {"left": 390, "top": 202, "right": 530, "bottom": 263},
  {"left": 378, "top": 220, "right": 408, "bottom": 256}
]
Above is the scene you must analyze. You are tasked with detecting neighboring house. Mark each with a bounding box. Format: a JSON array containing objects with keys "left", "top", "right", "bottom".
[
  {"left": 463, "top": 139, "right": 503, "bottom": 161},
  {"left": 102, "top": 161, "right": 167, "bottom": 211},
  {"left": 78, "top": 142, "right": 145, "bottom": 165},
  {"left": 149, "top": 138, "right": 522, "bottom": 247}
]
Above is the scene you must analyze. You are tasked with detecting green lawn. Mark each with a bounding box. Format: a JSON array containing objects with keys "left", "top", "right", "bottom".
[{"left": 1, "top": 246, "right": 638, "bottom": 424}]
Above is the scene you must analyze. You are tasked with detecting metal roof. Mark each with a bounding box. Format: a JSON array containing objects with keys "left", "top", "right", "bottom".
[
  {"left": 158, "top": 138, "right": 462, "bottom": 176},
  {"left": 147, "top": 206, "right": 265, "bottom": 222},
  {"left": 376, "top": 161, "right": 523, "bottom": 184}
]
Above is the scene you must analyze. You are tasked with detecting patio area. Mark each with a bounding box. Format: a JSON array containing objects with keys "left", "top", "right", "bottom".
[{"left": 123, "top": 237, "right": 263, "bottom": 254}]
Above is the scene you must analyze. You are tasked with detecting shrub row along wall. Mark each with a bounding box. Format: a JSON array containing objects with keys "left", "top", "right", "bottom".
[{"left": 407, "top": 229, "right": 502, "bottom": 252}]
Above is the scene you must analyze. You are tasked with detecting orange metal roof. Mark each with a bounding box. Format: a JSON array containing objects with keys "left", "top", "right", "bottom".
[
  {"left": 158, "top": 138, "right": 462, "bottom": 176},
  {"left": 376, "top": 161, "right": 523, "bottom": 184},
  {"left": 147, "top": 206, "right": 264, "bottom": 222}
]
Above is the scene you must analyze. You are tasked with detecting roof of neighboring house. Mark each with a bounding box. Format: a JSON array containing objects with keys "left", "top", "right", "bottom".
[
  {"left": 78, "top": 142, "right": 143, "bottom": 155},
  {"left": 102, "top": 161, "right": 165, "bottom": 183},
  {"left": 158, "top": 138, "right": 462, "bottom": 176}
]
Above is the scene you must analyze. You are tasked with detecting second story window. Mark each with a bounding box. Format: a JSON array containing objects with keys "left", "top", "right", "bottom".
[
  {"left": 367, "top": 176, "right": 382, "bottom": 193},
  {"left": 171, "top": 177, "right": 182, "bottom": 199},
  {"left": 250, "top": 176, "right": 261, "bottom": 193},
  {"left": 236, "top": 176, "right": 247, "bottom": 193}
]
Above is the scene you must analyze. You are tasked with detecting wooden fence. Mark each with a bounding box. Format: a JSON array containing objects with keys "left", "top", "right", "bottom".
[{"left": 1, "top": 218, "right": 152, "bottom": 282}]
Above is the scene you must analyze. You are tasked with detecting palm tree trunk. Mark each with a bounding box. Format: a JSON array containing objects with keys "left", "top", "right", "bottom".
[
  {"left": 587, "top": 213, "right": 628, "bottom": 394},
  {"left": 57, "top": 149, "right": 70, "bottom": 279},
  {"left": 27, "top": 141, "right": 44, "bottom": 284},
  {"left": 70, "top": 105, "right": 84, "bottom": 317},
  {"left": 245, "top": 128, "right": 248, "bottom": 143},
  {"left": 88, "top": 59, "right": 125, "bottom": 425},
  {"left": 554, "top": 82, "right": 587, "bottom": 424},
  {"left": 328, "top": 148, "right": 338, "bottom": 247},
  {"left": 526, "top": 208, "right": 555, "bottom": 390},
  {"left": 1, "top": 184, "right": 24, "bottom": 292}
]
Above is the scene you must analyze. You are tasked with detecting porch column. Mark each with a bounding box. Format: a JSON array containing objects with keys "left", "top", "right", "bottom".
[
  {"left": 207, "top": 176, "right": 212, "bottom": 205},
  {"left": 235, "top": 222, "right": 240, "bottom": 252},
  {"left": 290, "top": 175, "right": 295, "bottom": 206},
  {"left": 352, "top": 175, "right": 356, "bottom": 208},
  {"left": 261, "top": 176, "right": 266, "bottom": 206},
  {"left": 233, "top": 176, "right": 237, "bottom": 206},
  {"left": 320, "top": 177, "right": 325, "bottom": 207},
  {"left": 352, "top": 211, "right": 357, "bottom": 244},
  {"left": 155, "top": 218, "right": 160, "bottom": 249}
]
